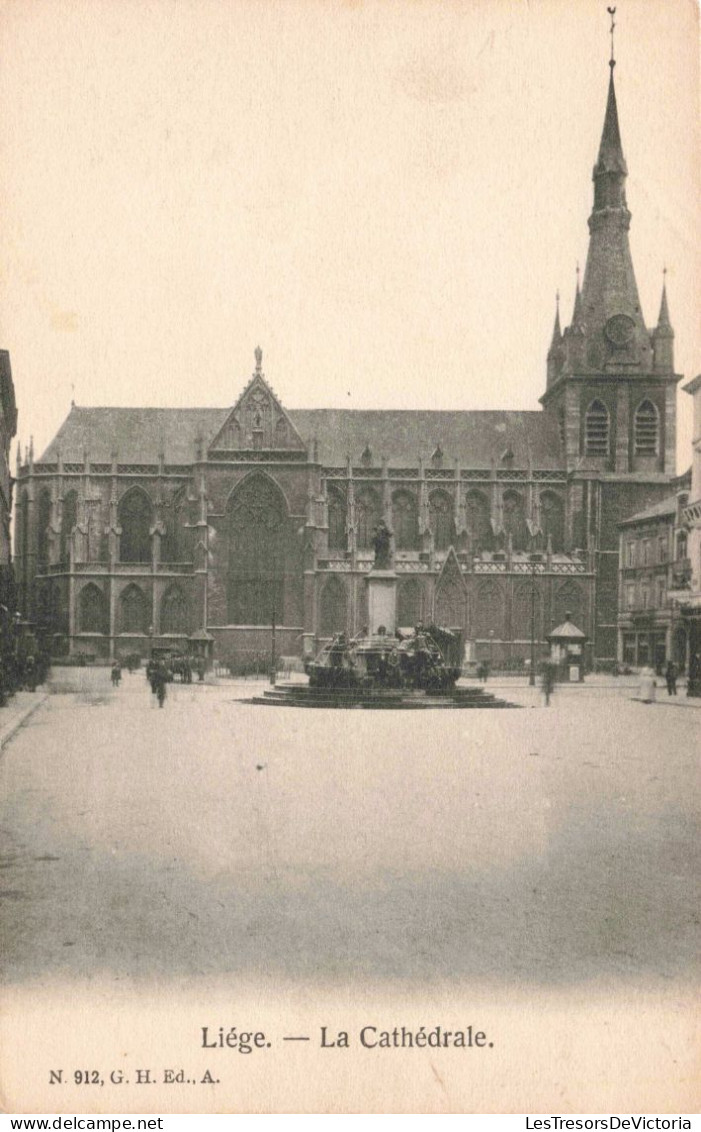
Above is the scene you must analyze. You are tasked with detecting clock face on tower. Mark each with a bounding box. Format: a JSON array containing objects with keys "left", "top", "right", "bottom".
[{"left": 604, "top": 314, "right": 636, "bottom": 347}]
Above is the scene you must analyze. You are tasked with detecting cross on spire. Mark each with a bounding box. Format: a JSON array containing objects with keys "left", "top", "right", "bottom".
[{"left": 607, "top": 7, "right": 616, "bottom": 70}]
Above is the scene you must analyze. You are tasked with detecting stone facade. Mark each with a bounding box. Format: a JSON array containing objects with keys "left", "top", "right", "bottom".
[
  {"left": 674, "top": 375, "right": 701, "bottom": 693},
  {"left": 14, "top": 59, "right": 684, "bottom": 671},
  {"left": 617, "top": 477, "right": 691, "bottom": 671},
  {"left": 0, "top": 351, "right": 18, "bottom": 611}
]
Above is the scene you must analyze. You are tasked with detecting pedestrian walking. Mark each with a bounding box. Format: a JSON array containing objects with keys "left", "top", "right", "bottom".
[
  {"left": 540, "top": 659, "right": 557, "bottom": 706},
  {"left": 151, "top": 661, "right": 168, "bottom": 708},
  {"left": 664, "top": 659, "right": 677, "bottom": 696},
  {"left": 111, "top": 660, "right": 122, "bottom": 687}
]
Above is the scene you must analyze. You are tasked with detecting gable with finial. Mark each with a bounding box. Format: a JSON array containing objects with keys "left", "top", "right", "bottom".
[{"left": 208, "top": 347, "right": 306, "bottom": 455}]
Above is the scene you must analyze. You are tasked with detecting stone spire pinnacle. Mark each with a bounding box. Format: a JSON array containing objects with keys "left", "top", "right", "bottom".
[
  {"left": 657, "top": 268, "right": 672, "bottom": 328},
  {"left": 546, "top": 292, "right": 565, "bottom": 386},
  {"left": 652, "top": 268, "right": 674, "bottom": 372},
  {"left": 549, "top": 292, "right": 562, "bottom": 346},
  {"left": 571, "top": 264, "right": 584, "bottom": 329}
]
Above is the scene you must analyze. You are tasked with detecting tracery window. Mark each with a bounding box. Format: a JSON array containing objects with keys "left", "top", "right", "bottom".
[
  {"left": 355, "top": 487, "right": 382, "bottom": 550},
  {"left": 79, "top": 584, "right": 108, "bottom": 635},
  {"left": 227, "top": 474, "right": 287, "bottom": 625},
  {"left": 119, "top": 489, "right": 152, "bottom": 563},
  {"left": 392, "top": 490, "right": 418, "bottom": 551},
  {"left": 472, "top": 581, "right": 504, "bottom": 639},
  {"left": 465, "top": 491, "right": 492, "bottom": 552},
  {"left": 428, "top": 490, "right": 455, "bottom": 551},
  {"left": 327, "top": 487, "right": 347, "bottom": 551},
  {"left": 119, "top": 584, "right": 149, "bottom": 634},
  {"left": 161, "top": 585, "right": 189, "bottom": 634}
]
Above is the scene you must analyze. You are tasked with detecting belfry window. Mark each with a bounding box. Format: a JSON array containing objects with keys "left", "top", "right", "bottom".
[
  {"left": 585, "top": 400, "right": 610, "bottom": 456},
  {"left": 634, "top": 400, "right": 659, "bottom": 456}
]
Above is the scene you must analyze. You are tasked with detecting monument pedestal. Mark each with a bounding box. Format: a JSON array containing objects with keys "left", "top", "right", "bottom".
[{"left": 366, "top": 569, "right": 398, "bottom": 635}]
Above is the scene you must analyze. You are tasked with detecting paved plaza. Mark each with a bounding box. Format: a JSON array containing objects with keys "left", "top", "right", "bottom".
[{"left": 1, "top": 668, "right": 698, "bottom": 988}]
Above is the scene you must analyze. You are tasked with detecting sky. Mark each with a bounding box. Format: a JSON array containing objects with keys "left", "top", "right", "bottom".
[{"left": 0, "top": 0, "right": 699, "bottom": 467}]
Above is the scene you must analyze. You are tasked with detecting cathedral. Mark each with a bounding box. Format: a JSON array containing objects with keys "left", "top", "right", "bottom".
[{"left": 14, "top": 50, "right": 681, "bottom": 672}]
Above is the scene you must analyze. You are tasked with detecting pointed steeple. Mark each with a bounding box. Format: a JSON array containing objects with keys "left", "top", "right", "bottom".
[
  {"left": 546, "top": 293, "right": 564, "bottom": 386},
  {"left": 571, "top": 265, "right": 584, "bottom": 330},
  {"left": 652, "top": 268, "right": 674, "bottom": 372},
  {"left": 550, "top": 292, "right": 562, "bottom": 345},
  {"left": 657, "top": 270, "right": 672, "bottom": 329},
  {"left": 576, "top": 24, "right": 649, "bottom": 374},
  {"left": 594, "top": 68, "right": 627, "bottom": 180}
]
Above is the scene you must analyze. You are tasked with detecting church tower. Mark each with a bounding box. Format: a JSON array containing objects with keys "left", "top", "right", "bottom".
[{"left": 541, "top": 19, "right": 681, "bottom": 665}]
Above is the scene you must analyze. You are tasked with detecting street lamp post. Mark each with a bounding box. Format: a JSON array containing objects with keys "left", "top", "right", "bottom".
[{"left": 488, "top": 629, "right": 494, "bottom": 671}]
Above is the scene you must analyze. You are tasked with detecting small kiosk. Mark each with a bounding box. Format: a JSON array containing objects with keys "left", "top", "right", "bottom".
[{"left": 547, "top": 614, "right": 587, "bottom": 683}]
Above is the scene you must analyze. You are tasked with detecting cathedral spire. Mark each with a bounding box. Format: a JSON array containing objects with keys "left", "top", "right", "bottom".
[{"left": 576, "top": 14, "right": 648, "bottom": 373}]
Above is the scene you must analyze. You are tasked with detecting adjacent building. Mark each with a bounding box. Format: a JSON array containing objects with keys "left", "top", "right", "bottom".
[
  {"left": 673, "top": 375, "right": 701, "bottom": 693},
  {"left": 14, "top": 46, "right": 685, "bottom": 671},
  {"left": 0, "top": 350, "right": 18, "bottom": 612},
  {"left": 617, "top": 473, "right": 690, "bottom": 671}
]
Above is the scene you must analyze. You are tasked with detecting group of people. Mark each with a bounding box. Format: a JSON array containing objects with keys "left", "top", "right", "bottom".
[
  {"left": 109, "top": 653, "right": 207, "bottom": 708},
  {"left": 0, "top": 650, "right": 50, "bottom": 704}
]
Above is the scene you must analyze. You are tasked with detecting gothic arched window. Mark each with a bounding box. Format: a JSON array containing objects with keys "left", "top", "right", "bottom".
[
  {"left": 161, "top": 585, "right": 189, "bottom": 634},
  {"left": 397, "top": 579, "right": 423, "bottom": 628},
  {"left": 319, "top": 576, "right": 347, "bottom": 636},
  {"left": 119, "top": 489, "right": 152, "bottom": 563},
  {"left": 162, "top": 488, "right": 194, "bottom": 563},
  {"left": 634, "top": 400, "right": 659, "bottom": 456},
  {"left": 79, "top": 584, "right": 108, "bottom": 635},
  {"left": 355, "top": 487, "right": 381, "bottom": 550},
  {"left": 119, "top": 583, "right": 149, "bottom": 634},
  {"left": 465, "top": 491, "right": 492, "bottom": 552},
  {"left": 60, "top": 490, "right": 78, "bottom": 563},
  {"left": 227, "top": 474, "right": 287, "bottom": 625},
  {"left": 502, "top": 490, "right": 528, "bottom": 550},
  {"left": 428, "top": 490, "right": 455, "bottom": 551},
  {"left": 435, "top": 563, "right": 466, "bottom": 629},
  {"left": 327, "top": 487, "right": 347, "bottom": 551},
  {"left": 472, "top": 581, "right": 504, "bottom": 639},
  {"left": 392, "top": 490, "right": 419, "bottom": 550},
  {"left": 37, "top": 490, "right": 52, "bottom": 569},
  {"left": 585, "top": 399, "right": 610, "bottom": 456},
  {"left": 540, "top": 491, "right": 565, "bottom": 552},
  {"left": 511, "top": 580, "right": 542, "bottom": 641}
]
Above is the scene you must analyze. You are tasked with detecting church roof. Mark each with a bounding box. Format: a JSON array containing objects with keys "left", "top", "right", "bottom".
[{"left": 39, "top": 404, "right": 564, "bottom": 470}]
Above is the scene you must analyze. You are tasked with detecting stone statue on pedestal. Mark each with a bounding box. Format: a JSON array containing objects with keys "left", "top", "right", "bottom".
[{"left": 372, "top": 520, "right": 393, "bottom": 570}]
